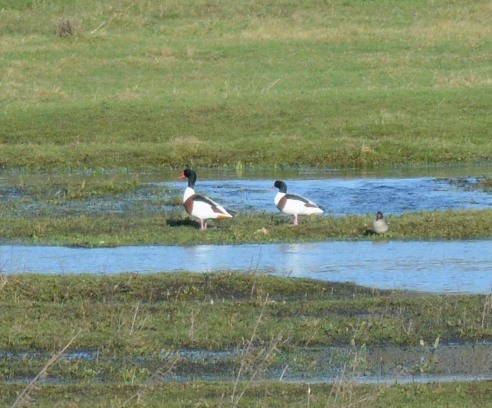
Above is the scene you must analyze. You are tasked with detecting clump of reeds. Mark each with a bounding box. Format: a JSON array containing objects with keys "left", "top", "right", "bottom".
[{"left": 56, "top": 18, "right": 75, "bottom": 37}]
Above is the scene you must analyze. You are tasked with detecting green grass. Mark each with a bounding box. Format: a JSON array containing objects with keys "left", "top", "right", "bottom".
[
  {"left": 1, "top": 0, "right": 491, "bottom": 170},
  {"left": 1, "top": 381, "right": 491, "bottom": 407},
  {"left": 1, "top": 273, "right": 490, "bottom": 353},
  {"left": 0, "top": 209, "right": 491, "bottom": 247},
  {"left": 0, "top": 273, "right": 490, "bottom": 406}
]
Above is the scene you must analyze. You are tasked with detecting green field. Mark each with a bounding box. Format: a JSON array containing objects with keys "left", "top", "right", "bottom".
[{"left": 1, "top": 0, "right": 491, "bottom": 170}]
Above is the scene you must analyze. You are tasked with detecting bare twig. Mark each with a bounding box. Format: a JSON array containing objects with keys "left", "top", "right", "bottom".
[
  {"left": 231, "top": 294, "right": 268, "bottom": 401},
  {"left": 129, "top": 301, "right": 141, "bottom": 335},
  {"left": 231, "top": 294, "right": 273, "bottom": 407},
  {"left": 278, "top": 364, "right": 289, "bottom": 382},
  {"left": 262, "top": 79, "right": 281, "bottom": 93},
  {"left": 90, "top": 21, "right": 108, "bottom": 35},
  {"left": 11, "top": 330, "right": 81, "bottom": 408},
  {"left": 189, "top": 308, "right": 196, "bottom": 342},
  {"left": 233, "top": 333, "right": 282, "bottom": 407},
  {"left": 0, "top": 274, "right": 7, "bottom": 291},
  {"left": 120, "top": 352, "right": 180, "bottom": 407},
  {"left": 307, "top": 383, "right": 311, "bottom": 408},
  {"left": 482, "top": 294, "right": 491, "bottom": 329}
]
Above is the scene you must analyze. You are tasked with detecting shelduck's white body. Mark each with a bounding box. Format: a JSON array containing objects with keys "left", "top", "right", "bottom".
[
  {"left": 179, "top": 169, "right": 235, "bottom": 230},
  {"left": 273, "top": 180, "right": 323, "bottom": 225}
]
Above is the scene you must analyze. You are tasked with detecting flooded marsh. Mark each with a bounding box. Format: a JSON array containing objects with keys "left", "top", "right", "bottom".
[
  {"left": 0, "top": 273, "right": 491, "bottom": 388},
  {"left": 0, "top": 165, "right": 491, "bottom": 247},
  {"left": 1, "top": 166, "right": 491, "bottom": 219},
  {"left": 1, "top": 342, "right": 491, "bottom": 386},
  {"left": 0, "top": 166, "right": 491, "bottom": 404}
]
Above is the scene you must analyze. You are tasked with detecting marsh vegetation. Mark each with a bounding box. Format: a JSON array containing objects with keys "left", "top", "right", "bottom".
[
  {"left": 1, "top": 273, "right": 491, "bottom": 406},
  {"left": 1, "top": 0, "right": 491, "bottom": 405}
]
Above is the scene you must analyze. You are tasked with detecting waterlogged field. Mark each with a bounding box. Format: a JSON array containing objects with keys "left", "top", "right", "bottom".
[
  {"left": 1, "top": 0, "right": 492, "bottom": 405},
  {"left": 0, "top": 273, "right": 491, "bottom": 407},
  {"left": 0, "top": 169, "right": 491, "bottom": 246}
]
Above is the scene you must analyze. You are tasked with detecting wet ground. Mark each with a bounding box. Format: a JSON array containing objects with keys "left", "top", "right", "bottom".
[
  {"left": 0, "top": 164, "right": 491, "bottom": 217},
  {"left": 0, "top": 165, "right": 491, "bottom": 387},
  {"left": 1, "top": 164, "right": 491, "bottom": 294},
  {"left": 2, "top": 342, "right": 491, "bottom": 385}
]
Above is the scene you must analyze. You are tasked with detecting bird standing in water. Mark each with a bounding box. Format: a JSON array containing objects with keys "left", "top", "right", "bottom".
[{"left": 178, "top": 169, "right": 235, "bottom": 230}]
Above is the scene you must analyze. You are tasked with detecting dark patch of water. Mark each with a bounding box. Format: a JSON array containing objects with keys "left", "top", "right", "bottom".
[{"left": 1, "top": 240, "right": 491, "bottom": 294}]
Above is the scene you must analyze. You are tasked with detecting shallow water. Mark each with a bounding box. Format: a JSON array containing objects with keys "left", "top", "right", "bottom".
[
  {"left": 2, "top": 240, "right": 491, "bottom": 294},
  {"left": 0, "top": 165, "right": 491, "bottom": 217},
  {"left": 164, "top": 176, "right": 492, "bottom": 215},
  {"left": 2, "top": 342, "right": 491, "bottom": 385},
  {"left": 1, "top": 165, "right": 491, "bottom": 294}
]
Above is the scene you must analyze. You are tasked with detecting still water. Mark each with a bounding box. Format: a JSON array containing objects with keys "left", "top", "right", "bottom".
[
  {"left": 164, "top": 176, "right": 492, "bottom": 215},
  {"left": 0, "top": 165, "right": 491, "bottom": 217},
  {"left": 2, "top": 240, "right": 491, "bottom": 294}
]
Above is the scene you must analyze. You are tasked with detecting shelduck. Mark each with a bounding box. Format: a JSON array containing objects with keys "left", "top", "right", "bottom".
[
  {"left": 178, "top": 169, "right": 235, "bottom": 230},
  {"left": 272, "top": 180, "right": 324, "bottom": 225},
  {"left": 371, "top": 211, "right": 389, "bottom": 234}
]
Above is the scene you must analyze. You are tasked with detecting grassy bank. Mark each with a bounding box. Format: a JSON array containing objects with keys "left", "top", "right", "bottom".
[
  {"left": 2, "top": 381, "right": 491, "bottom": 407},
  {"left": 1, "top": 0, "right": 491, "bottom": 170},
  {"left": 1, "top": 273, "right": 490, "bottom": 352},
  {"left": 1, "top": 208, "right": 491, "bottom": 246},
  {"left": 0, "top": 273, "right": 491, "bottom": 406}
]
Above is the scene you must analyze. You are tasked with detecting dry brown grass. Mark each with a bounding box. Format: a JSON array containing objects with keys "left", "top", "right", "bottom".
[{"left": 433, "top": 72, "right": 492, "bottom": 89}]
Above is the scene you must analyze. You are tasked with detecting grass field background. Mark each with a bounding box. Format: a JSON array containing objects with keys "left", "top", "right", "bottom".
[{"left": 1, "top": 0, "right": 490, "bottom": 169}]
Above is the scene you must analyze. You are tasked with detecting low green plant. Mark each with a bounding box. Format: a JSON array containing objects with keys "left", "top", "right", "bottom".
[
  {"left": 1, "top": 273, "right": 490, "bottom": 353},
  {"left": 0, "top": 273, "right": 490, "bottom": 406}
]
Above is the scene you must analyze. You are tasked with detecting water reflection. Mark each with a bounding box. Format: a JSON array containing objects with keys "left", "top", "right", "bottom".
[{"left": 1, "top": 240, "right": 491, "bottom": 294}]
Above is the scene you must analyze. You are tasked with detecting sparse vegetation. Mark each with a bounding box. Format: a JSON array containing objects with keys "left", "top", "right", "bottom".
[
  {"left": 0, "top": 208, "right": 490, "bottom": 247},
  {"left": 1, "top": 381, "right": 490, "bottom": 408},
  {"left": 477, "top": 177, "right": 492, "bottom": 191}
]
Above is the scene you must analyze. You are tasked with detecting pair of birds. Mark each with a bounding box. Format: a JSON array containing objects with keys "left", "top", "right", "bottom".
[{"left": 178, "top": 168, "right": 388, "bottom": 234}]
